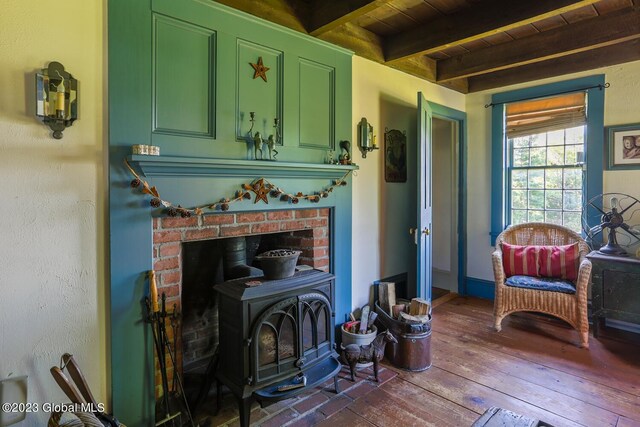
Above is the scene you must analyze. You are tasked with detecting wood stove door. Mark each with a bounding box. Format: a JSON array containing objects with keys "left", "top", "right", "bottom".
[
  {"left": 250, "top": 292, "right": 333, "bottom": 386},
  {"left": 300, "top": 293, "right": 333, "bottom": 365}
]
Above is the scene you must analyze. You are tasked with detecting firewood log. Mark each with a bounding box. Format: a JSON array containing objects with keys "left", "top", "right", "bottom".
[{"left": 378, "top": 282, "right": 396, "bottom": 316}]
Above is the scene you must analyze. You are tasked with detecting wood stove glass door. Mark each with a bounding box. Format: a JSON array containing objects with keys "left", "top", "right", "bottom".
[{"left": 252, "top": 293, "right": 333, "bottom": 385}]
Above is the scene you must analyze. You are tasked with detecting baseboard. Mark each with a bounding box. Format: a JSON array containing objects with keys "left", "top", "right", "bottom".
[
  {"left": 465, "top": 277, "right": 495, "bottom": 299},
  {"left": 606, "top": 319, "right": 640, "bottom": 335}
]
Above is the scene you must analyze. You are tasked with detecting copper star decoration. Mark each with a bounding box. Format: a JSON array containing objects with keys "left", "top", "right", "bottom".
[
  {"left": 252, "top": 178, "right": 269, "bottom": 204},
  {"left": 250, "top": 57, "right": 270, "bottom": 82}
]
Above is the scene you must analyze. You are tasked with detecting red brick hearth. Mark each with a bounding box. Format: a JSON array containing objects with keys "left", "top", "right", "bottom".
[{"left": 151, "top": 208, "right": 330, "bottom": 397}]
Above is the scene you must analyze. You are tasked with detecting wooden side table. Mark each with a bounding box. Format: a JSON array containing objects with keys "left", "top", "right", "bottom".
[{"left": 587, "top": 251, "right": 640, "bottom": 337}]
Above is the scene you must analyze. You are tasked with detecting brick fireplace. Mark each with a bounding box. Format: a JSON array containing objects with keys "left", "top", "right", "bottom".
[
  {"left": 151, "top": 208, "right": 331, "bottom": 396},
  {"left": 109, "top": 154, "right": 355, "bottom": 424}
]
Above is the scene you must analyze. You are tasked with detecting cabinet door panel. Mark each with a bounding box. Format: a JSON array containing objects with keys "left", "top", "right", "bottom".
[
  {"left": 236, "top": 40, "right": 283, "bottom": 145},
  {"left": 153, "top": 14, "right": 215, "bottom": 137},
  {"left": 299, "top": 58, "right": 335, "bottom": 150},
  {"left": 603, "top": 270, "right": 640, "bottom": 313}
]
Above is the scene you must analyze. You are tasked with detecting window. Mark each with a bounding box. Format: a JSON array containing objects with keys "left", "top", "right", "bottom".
[
  {"left": 508, "top": 126, "right": 584, "bottom": 233},
  {"left": 490, "top": 76, "right": 605, "bottom": 245}
]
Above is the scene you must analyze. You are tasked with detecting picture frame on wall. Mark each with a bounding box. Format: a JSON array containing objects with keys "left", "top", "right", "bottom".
[
  {"left": 607, "top": 123, "right": 640, "bottom": 170},
  {"left": 384, "top": 128, "right": 407, "bottom": 182}
]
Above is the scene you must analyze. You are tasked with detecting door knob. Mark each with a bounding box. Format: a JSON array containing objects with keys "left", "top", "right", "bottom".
[{"left": 423, "top": 228, "right": 430, "bottom": 235}]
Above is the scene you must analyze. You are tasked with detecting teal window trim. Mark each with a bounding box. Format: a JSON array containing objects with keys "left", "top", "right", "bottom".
[{"left": 490, "top": 75, "right": 605, "bottom": 245}]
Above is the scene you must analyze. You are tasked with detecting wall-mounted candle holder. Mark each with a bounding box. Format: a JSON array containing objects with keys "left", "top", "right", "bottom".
[
  {"left": 357, "top": 117, "right": 378, "bottom": 158},
  {"left": 35, "top": 61, "right": 78, "bottom": 139}
]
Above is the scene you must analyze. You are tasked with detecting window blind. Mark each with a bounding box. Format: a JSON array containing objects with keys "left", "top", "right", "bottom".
[{"left": 506, "top": 92, "right": 586, "bottom": 138}]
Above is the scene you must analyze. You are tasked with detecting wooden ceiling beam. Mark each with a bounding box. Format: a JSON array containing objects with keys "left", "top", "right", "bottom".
[
  {"left": 309, "top": 0, "right": 390, "bottom": 36},
  {"left": 317, "top": 22, "right": 385, "bottom": 62},
  {"left": 437, "top": 7, "right": 640, "bottom": 82},
  {"left": 384, "top": 0, "right": 601, "bottom": 62},
  {"left": 467, "top": 38, "right": 640, "bottom": 92},
  {"left": 318, "top": 23, "right": 468, "bottom": 93},
  {"left": 214, "top": 0, "right": 309, "bottom": 33}
]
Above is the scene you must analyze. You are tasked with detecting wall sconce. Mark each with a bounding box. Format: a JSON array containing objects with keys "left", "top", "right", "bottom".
[
  {"left": 357, "top": 117, "right": 378, "bottom": 158},
  {"left": 35, "top": 61, "right": 78, "bottom": 139}
]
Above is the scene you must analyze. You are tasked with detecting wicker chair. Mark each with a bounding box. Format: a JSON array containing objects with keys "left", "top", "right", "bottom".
[{"left": 492, "top": 223, "right": 592, "bottom": 348}]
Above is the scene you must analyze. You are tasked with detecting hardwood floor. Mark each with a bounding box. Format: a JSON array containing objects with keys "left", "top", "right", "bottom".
[{"left": 201, "top": 296, "right": 640, "bottom": 427}]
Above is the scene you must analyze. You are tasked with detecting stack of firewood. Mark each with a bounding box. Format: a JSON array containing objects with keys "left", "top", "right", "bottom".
[
  {"left": 378, "top": 282, "right": 431, "bottom": 324},
  {"left": 344, "top": 304, "right": 377, "bottom": 334}
]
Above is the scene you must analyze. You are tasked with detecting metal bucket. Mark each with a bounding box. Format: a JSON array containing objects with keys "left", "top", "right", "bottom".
[{"left": 374, "top": 301, "right": 432, "bottom": 371}]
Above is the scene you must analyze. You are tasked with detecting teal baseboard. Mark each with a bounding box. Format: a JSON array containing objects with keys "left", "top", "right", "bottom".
[{"left": 465, "top": 277, "right": 495, "bottom": 300}]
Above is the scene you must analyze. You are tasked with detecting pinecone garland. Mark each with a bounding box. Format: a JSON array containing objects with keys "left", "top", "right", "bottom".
[
  {"left": 130, "top": 178, "right": 141, "bottom": 188},
  {"left": 150, "top": 198, "right": 161, "bottom": 208}
]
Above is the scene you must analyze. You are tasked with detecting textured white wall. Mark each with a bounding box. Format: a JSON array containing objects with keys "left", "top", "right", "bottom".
[
  {"left": 465, "top": 60, "right": 640, "bottom": 281},
  {"left": 351, "top": 56, "right": 465, "bottom": 310},
  {"left": 0, "top": 1, "right": 107, "bottom": 425}
]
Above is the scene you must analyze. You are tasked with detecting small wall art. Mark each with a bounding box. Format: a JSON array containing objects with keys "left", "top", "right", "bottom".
[
  {"left": 384, "top": 128, "right": 407, "bottom": 182},
  {"left": 607, "top": 123, "right": 640, "bottom": 170}
]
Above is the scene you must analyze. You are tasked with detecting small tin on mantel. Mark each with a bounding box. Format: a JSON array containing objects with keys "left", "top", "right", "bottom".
[
  {"left": 148, "top": 145, "right": 160, "bottom": 156},
  {"left": 132, "top": 144, "right": 149, "bottom": 155}
]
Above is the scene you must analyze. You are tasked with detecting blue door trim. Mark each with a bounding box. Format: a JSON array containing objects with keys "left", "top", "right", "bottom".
[{"left": 427, "top": 102, "right": 468, "bottom": 296}]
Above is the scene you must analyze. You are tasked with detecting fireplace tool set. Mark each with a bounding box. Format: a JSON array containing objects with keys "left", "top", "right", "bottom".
[{"left": 146, "top": 270, "right": 196, "bottom": 427}]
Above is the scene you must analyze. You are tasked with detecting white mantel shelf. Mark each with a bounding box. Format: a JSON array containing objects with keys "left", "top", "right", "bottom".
[{"left": 128, "top": 155, "right": 359, "bottom": 179}]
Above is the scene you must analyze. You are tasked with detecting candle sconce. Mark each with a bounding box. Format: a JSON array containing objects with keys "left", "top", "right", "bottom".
[
  {"left": 357, "top": 117, "right": 378, "bottom": 158},
  {"left": 35, "top": 61, "right": 78, "bottom": 139},
  {"left": 245, "top": 112, "right": 280, "bottom": 161}
]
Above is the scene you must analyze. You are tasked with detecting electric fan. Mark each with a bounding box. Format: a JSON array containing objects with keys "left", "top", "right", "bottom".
[{"left": 582, "top": 193, "right": 640, "bottom": 256}]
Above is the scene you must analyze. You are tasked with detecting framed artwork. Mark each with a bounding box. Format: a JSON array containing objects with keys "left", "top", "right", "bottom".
[
  {"left": 384, "top": 128, "right": 407, "bottom": 182},
  {"left": 607, "top": 123, "right": 640, "bottom": 170}
]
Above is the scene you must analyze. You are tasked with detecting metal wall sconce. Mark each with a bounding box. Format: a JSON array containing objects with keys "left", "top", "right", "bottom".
[
  {"left": 35, "top": 61, "right": 78, "bottom": 139},
  {"left": 357, "top": 117, "right": 378, "bottom": 158}
]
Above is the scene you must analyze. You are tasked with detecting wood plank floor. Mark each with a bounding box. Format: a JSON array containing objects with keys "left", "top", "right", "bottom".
[{"left": 201, "top": 296, "right": 640, "bottom": 427}]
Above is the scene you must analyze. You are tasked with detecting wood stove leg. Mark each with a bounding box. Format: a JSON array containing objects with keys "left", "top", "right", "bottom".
[
  {"left": 215, "top": 381, "right": 223, "bottom": 416},
  {"left": 237, "top": 396, "right": 253, "bottom": 427},
  {"left": 334, "top": 374, "right": 340, "bottom": 394}
]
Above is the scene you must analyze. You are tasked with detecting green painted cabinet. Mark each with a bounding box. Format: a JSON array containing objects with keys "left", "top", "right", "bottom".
[
  {"left": 150, "top": 0, "right": 352, "bottom": 162},
  {"left": 588, "top": 251, "right": 640, "bottom": 336}
]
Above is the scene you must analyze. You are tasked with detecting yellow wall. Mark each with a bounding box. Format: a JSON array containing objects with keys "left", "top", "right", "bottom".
[
  {"left": 351, "top": 55, "right": 465, "bottom": 309},
  {"left": 465, "top": 60, "right": 640, "bottom": 281},
  {"left": 0, "top": 0, "right": 107, "bottom": 423}
]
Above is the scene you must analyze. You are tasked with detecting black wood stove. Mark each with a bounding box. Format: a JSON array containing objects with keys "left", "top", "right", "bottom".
[{"left": 214, "top": 269, "right": 341, "bottom": 426}]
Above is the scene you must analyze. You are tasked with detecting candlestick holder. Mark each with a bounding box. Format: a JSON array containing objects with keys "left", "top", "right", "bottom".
[{"left": 35, "top": 62, "right": 78, "bottom": 139}]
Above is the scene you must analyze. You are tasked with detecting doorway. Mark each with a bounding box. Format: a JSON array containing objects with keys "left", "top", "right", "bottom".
[
  {"left": 416, "top": 94, "right": 466, "bottom": 302},
  {"left": 432, "top": 118, "right": 459, "bottom": 295}
]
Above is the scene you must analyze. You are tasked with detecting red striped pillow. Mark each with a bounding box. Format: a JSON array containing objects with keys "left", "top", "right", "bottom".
[
  {"left": 539, "top": 243, "right": 580, "bottom": 281},
  {"left": 501, "top": 243, "right": 540, "bottom": 278}
]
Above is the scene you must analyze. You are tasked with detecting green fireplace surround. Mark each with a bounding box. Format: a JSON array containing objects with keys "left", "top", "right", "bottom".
[{"left": 109, "top": 1, "right": 354, "bottom": 424}]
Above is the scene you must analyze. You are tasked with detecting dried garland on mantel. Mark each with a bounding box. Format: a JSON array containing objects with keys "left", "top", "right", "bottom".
[{"left": 125, "top": 159, "right": 352, "bottom": 217}]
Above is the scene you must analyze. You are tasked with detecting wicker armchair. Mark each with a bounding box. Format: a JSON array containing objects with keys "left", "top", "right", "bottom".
[{"left": 492, "top": 223, "right": 592, "bottom": 348}]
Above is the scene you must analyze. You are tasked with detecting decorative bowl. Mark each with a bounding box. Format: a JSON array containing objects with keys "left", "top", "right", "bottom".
[{"left": 254, "top": 249, "right": 301, "bottom": 280}]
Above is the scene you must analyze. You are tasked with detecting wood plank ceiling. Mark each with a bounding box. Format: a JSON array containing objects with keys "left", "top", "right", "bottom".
[{"left": 214, "top": 0, "right": 640, "bottom": 93}]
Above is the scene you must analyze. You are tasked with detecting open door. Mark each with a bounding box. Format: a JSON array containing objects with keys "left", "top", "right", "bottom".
[{"left": 416, "top": 92, "right": 433, "bottom": 301}]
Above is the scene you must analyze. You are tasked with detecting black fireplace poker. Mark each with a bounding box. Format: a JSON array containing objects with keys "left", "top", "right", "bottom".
[{"left": 145, "top": 292, "right": 196, "bottom": 427}]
